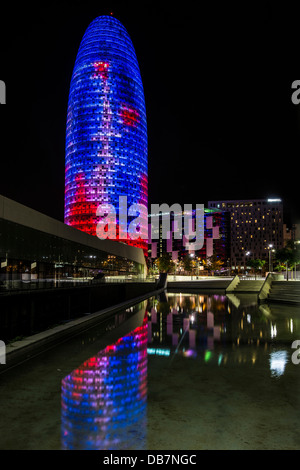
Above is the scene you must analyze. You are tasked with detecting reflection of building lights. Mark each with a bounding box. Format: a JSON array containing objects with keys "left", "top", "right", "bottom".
[
  {"left": 183, "top": 349, "right": 197, "bottom": 358},
  {"left": 147, "top": 348, "right": 170, "bottom": 357},
  {"left": 269, "top": 350, "right": 288, "bottom": 377},
  {"left": 61, "top": 314, "right": 148, "bottom": 450},
  {"left": 290, "top": 319, "right": 293, "bottom": 333},
  {"left": 204, "top": 350, "right": 212, "bottom": 362},
  {"left": 270, "top": 323, "right": 277, "bottom": 338}
]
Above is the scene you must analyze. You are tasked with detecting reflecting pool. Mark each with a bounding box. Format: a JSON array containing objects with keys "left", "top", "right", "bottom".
[{"left": 0, "top": 292, "right": 299, "bottom": 450}]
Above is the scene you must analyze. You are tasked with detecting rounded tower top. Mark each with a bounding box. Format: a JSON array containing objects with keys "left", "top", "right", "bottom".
[{"left": 74, "top": 16, "right": 141, "bottom": 81}]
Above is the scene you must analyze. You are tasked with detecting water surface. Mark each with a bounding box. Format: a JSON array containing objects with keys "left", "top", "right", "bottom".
[{"left": 0, "top": 292, "right": 299, "bottom": 450}]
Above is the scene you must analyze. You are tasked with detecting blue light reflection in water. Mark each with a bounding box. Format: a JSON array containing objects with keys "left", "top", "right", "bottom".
[{"left": 61, "top": 314, "right": 147, "bottom": 450}]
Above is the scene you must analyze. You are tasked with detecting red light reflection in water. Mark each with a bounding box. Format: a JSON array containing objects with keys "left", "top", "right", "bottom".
[{"left": 61, "top": 314, "right": 148, "bottom": 450}]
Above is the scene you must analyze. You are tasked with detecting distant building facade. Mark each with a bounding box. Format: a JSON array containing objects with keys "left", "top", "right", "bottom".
[
  {"left": 148, "top": 208, "right": 230, "bottom": 267},
  {"left": 208, "top": 198, "right": 284, "bottom": 269},
  {"left": 283, "top": 223, "right": 300, "bottom": 245}
]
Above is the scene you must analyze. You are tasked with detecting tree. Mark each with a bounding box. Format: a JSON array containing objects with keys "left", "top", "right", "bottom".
[
  {"left": 247, "top": 259, "right": 266, "bottom": 279},
  {"left": 275, "top": 242, "right": 300, "bottom": 280},
  {"left": 203, "top": 254, "right": 224, "bottom": 275},
  {"left": 146, "top": 257, "right": 158, "bottom": 277},
  {"left": 156, "top": 252, "right": 175, "bottom": 273},
  {"left": 183, "top": 255, "right": 192, "bottom": 274}
]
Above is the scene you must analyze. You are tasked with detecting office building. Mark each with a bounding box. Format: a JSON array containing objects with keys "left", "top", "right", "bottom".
[
  {"left": 208, "top": 198, "right": 283, "bottom": 269},
  {"left": 283, "top": 223, "right": 300, "bottom": 244},
  {"left": 148, "top": 207, "right": 230, "bottom": 267},
  {"left": 64, "top": 16, "right": 148, "bottom": 254}
]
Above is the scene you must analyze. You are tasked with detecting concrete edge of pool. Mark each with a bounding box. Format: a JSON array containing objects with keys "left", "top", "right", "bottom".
[
  {"left": 3, "top": 288, "right": 165, "bottom": 371},
  {"left": 3, "top": 277, "right": 299, "bottom": 371}
]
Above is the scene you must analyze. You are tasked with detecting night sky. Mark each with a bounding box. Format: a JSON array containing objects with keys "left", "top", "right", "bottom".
[{"left": 0, "top": 1, "right": 299, "bottom": 225}]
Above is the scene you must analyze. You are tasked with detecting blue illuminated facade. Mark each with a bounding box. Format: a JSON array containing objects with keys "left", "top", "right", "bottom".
[{"left": 64, "top": 16, "right": 148, "bottom": 253}]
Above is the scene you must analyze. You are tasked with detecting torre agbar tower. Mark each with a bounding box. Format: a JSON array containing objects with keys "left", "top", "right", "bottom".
[{"left": 64, "top": 16, "right": 148, "bottom": 253}]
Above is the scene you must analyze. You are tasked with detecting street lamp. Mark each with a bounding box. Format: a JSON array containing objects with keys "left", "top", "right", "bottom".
[{"left": 244, "top": 251, "right": 251, "bottom": 277}]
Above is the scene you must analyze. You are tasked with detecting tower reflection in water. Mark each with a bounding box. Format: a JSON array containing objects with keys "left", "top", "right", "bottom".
[{"left": 61, "top": 314, "right": 148, "bottom": 450}]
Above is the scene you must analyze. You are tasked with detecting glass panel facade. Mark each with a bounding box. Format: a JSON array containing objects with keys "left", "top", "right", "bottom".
[{"left": 0, "top": 219, "right": 143, "bottom": 282}]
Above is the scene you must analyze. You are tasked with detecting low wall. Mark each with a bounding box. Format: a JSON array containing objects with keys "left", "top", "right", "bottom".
[
  {"left": 167, "top": 277, "right": 233, "bottom": 291},
  {"left": 225, "top": 275, "right": 240, "bottom": 292},
  {"left": 258, "top": 273, "right": 285, "bottom": 301},
  {"left": 0, "top": 282, "right": 157, "bottom": 342}
]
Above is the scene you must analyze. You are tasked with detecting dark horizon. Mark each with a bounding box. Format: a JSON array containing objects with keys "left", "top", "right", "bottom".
[{"left": 0, "top": 2, "right": 299, "bottom": 226}]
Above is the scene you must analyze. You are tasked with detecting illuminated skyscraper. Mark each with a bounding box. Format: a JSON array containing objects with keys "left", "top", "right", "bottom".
[{"left": 64, "top": 16, "right": 148, "bottom": 253}]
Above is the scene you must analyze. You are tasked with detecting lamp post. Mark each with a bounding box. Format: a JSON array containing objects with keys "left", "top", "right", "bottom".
[
  {"left": 190, "top": 253, "right": 194, "bottom": 279},
  {"left": 245, "top": 251, "right": 251, "bottom": 277},
  {"left": 268, "top": 244, "right": 273, "bottom": 273},
  {"left": 296, "top": 240, "right": 300, "bottom": 280}
]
